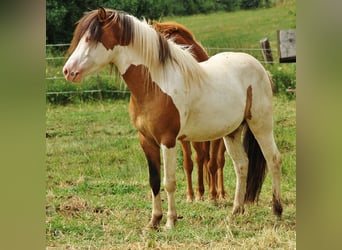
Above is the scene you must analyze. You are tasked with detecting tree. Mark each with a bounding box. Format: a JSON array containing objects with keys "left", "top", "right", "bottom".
[
  {"left": 46, "top": 0, "right": 270, "bottom": 44},
  {"left": 46, "top": 0, "right": 99, "bottom": 44},
  {"left": 240, "top": 0, "right": 260, "bottom": 9}
]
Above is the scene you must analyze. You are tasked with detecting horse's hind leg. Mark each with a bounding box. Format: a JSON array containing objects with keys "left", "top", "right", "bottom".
[
  {"left": 248, "top": 121, "right": 283, "bottom": 217},
  {"left": 180, "top": 141, "right": 195, "bottom": 202},
  {"left": 192, "top": 141, "right": 208, "bottom": 201},
  {"left": 206, "top": 139, "right": 221, "bottom": 201},
  {"left": 216, "top": 139, "right": 226, "bottom": 200},
  {"left": 223, "top": 125, "right": 248, "bottom": 214}
]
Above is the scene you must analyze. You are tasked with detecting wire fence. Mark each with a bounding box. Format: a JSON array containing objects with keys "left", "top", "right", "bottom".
[{"left": 46, "top": 43, "right": 280, "bottom": 99}]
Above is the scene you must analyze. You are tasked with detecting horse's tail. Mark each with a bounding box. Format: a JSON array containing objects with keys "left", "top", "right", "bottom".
[{"left": 243, "top": 125, "right": 267, "bottom": 203}]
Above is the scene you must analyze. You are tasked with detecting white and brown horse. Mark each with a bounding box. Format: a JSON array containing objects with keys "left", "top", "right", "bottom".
[
  {"left": 153, "top": 21, "right": 227, "bottom": 202},
  {"left": 63, "top": 8, "right": 282, "bottom": 229},
  {"left": 154, "top": 22, "right": 270, "bottom": 204}
]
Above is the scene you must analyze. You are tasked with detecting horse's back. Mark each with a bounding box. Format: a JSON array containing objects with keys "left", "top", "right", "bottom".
[
  {"left": 203, "top": 52, "right": 266, "bottom": 77},
  {"left": 200, "top": 52, "right": 273, "bottom": 97}
]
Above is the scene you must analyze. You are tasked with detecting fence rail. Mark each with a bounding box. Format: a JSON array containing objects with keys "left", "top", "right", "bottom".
[{"left": 46, "top": 44, "right": 280, "bottom": 98}]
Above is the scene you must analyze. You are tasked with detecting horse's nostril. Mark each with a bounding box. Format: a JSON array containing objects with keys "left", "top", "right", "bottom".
[{"left": 63, "top": 68, "right": 68, "bottom": 76}]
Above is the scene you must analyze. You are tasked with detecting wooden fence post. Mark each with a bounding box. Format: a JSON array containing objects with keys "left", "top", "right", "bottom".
[
  {"left": 260, "top": 38, "right": 273, "bottom": 65},
  {"left": 277, "top": 29, "right": 296, "bottom": 63}
]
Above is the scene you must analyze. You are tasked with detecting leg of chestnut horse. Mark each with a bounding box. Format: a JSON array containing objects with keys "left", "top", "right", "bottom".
[
  {"left": 191, "top": 141, "right": 209, "bottom": 200},
  {"left": 138, "top": 132, "right": 163, "bottom": 229},
  {"left": 216, "top": 139, "right": 227, "bottom": 199},
  {"left": 206, "top": 139, "right": 221, "bottom": 201},
  {"left": 180, "top": 140, "right": 195, "bottom": 202}
]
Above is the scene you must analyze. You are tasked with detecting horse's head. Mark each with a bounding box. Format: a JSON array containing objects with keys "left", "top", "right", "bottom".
[{"left": 63, "top": 7, "right": 133, "bottom": 82}]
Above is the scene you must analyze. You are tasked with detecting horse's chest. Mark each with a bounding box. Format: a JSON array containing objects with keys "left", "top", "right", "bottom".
[{"left": 128, "top": 95, "right": 181, "bottom": 147}]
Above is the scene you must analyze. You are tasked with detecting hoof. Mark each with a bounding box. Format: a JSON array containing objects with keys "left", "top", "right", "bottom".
[
  {"left": 146, "top": 222, "right": 160, "bottom": 231},
  {"left": 195, "top": 194, "right": 204, "bottom": 202},
  {"left": 146, "top": 215, "right": 162, "bottom": 230},
  {"left": 186, "top": 197, "right": 194, "bottom": 203},
  {"left": 232, "top": 206, "right": 245, "bottom": 215},
  {"left": 165, "top": 216, "right": 177, "bottom": 230},
  {"left": 273, "top": 198, "right": 283, "bottom": 217},
  {"left": 186, "top": 193, "right": 194, "bottom": 202},
  {"left": 217, "top": 191, "right": 226, "bottom": 200}
]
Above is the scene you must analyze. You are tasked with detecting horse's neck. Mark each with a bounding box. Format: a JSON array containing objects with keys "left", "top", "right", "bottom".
[
  {"left": 123, "top": 62, "right": 169, "bottom": 101},
  {"left": 191, "top": 42, "right": 209, "bottom": 62},
  {"left": 122, "top": 64, "right": 149, "bottom": 98},
  {"left": 111, "top": 19, "right": 206, "bottom": 96},
  {"left": 168, "top": 33, "right": 208, "bottom": 62},
  {"left": 111, "top": 43, "right": 170, "bottom": 95},
  {"left": 111, "top": 46, "right": 144, "bottom": 75}
]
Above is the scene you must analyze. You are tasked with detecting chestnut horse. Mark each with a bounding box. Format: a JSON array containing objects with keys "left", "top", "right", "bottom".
[
  {"left": 153, "top": 21, "right": 227, "bottom": 202},
  {"left": 63, "top": 8, "right": 282, "bottom": 229}
]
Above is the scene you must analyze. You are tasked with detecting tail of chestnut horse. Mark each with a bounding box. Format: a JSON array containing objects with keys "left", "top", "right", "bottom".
[{"left": 243, "top": 126, "right": 267, "bottom": 203}]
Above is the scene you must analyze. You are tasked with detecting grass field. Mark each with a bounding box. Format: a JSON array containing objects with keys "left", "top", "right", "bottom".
[
  {"left": 46, "top": 94, "right": 295, "bottom": 249},
  {"left": 161, "top": 1, "right": 296, "bottom": 60},
  {"left": 46, "top": 1, "right": 296, "bottom": 249}
]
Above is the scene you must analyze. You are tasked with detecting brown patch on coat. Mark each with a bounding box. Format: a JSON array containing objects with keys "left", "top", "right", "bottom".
[
  {"left": 97, "top": 7, "right": 133, "bottom": 49},
  {"left": 123, "top": 64, "right": 180, "bottom": 148},
  {"left": 244, "top": 85, "right": 253, "bottom": 120}
]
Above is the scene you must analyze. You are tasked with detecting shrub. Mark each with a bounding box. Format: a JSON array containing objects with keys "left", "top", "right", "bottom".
[{"left": 266, "top": 63, "right": 296, "bottom": 98}]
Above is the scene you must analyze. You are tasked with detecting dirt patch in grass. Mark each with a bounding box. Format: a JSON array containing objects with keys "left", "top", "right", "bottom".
[{"left": 57, "top": 195, "right": 89, "bottom": 216}]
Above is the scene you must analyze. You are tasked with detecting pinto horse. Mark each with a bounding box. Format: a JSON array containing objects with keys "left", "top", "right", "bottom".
[
  {"left": 153, "top": 21, "right": 227, "bottom": 201},
  {"left": 63, "top": 8, "right": 283, "bottom": 229},
  {"left": 154, "top": 22, "right": 269, "bottom": 204}
]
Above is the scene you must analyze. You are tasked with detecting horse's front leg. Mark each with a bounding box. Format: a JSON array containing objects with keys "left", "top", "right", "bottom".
[
  {"left": 138, "top": 133, "right": 162, "bottom": 229},
  {"left": 161, "top": 144, "right": 178, "bottom": 229}
]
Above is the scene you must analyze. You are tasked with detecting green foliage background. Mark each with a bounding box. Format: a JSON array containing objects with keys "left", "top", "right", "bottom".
[{"left": 47, "top": 0, "right": 273, "bottom": 44}]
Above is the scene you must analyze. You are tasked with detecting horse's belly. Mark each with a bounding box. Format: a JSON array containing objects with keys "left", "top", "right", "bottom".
[
  {"left": 174, "top": 83, "right": 246, "bottom": 141},
  {"left": 179, "top": 123, "right": 241, "bottom": 141},
  {"left": 178, "top": 107, "right": 244, "bottom": 141}
]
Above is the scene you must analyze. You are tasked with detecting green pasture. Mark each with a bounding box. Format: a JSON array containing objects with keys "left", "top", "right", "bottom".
[
  {"left": 46, "top": 95, "right": 295, "bottom": 249},
  {"left": 162, "top": 2, "right": 296, "bottom": 53},
  {"left": 46, "top": 1, "right": 296, "bottom": 249}
]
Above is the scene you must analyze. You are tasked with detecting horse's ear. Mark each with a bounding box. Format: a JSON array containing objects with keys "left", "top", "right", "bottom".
[{"left": 98, "top": 7, "right": 107, "bottom": 22}]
